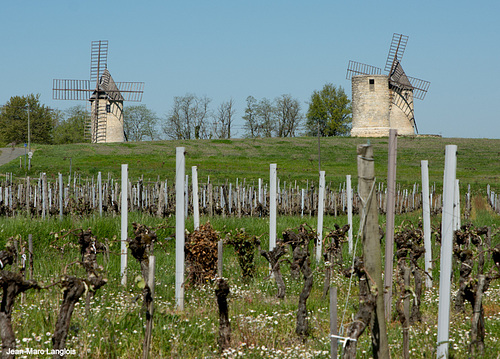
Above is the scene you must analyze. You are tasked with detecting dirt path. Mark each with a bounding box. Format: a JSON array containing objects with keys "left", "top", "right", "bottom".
[{"left": 0, "top": 147, "right": 28, "bottom": 167}]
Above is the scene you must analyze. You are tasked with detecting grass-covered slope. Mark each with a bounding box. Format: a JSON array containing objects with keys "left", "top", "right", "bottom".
[{"left": 1, "top": 136, "right": 499, "bottom": 192}]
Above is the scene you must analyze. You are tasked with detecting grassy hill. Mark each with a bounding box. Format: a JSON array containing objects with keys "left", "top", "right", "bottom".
[{"left": 1, "top": 136, "right": 499, "bottom": 192}]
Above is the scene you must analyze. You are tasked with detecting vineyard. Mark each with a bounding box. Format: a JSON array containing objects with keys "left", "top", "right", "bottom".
[{"left": 0, "top": 137, "right": 499, "bottom": 358}]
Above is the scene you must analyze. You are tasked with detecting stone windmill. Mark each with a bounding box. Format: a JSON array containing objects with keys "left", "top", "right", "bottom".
[
  {"left": 53, "top": 40, "right": 144, "bottom": 143},
  {"left": 346, "top": 33, "right": 430, "bottom": 137}
]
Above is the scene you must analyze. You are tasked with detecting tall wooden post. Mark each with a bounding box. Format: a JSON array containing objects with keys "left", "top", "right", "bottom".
[
  {"left": 330, "top": 286, "right": 338, "bottom": 359},
  {"left": 357, "top": 144, "right": 389, "bottom": 358},
  {"left": 437, "top": 145, "right": 457, "bottom": 358},
  {"left": 384, "top": 129, "right": 397, "bottom": 318}
]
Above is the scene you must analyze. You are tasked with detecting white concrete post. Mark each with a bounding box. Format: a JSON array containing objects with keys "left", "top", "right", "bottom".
[
  {"left": 176, "top": 148, "right": 185, "bottom": 310},
  {"left": 58, "top": 173, "right": 63, "bottom": 220},
  {"left": 269, "top": 164, "right": 277, "bottom": 251},
  {"left": 421, "top": 160, "right": 432, "bottom": 288},
  {"left": 258, "top": 178, "right": 262, "bottom": 204},
  {"left": 301, "top": 188, "right": 305, "bottom": 217},
  {"left": 185, "top": 175, "right": 189, "bottom": 218},
  {"left": 437, "top": 145, "right": 457, "bottom": 358},
  {"left": 98, "top": 171, "right": 102, "bottom": 217},
  {"left": 316, "top": 171, "right": 325, "bottom": 262},
  {"left": 453, "top": 179, "right": 460, "bottom": 231},
  {"left": 192, "top": 166, "right": 200, "bottom": 231},
  {"left": 346, "top": 175, "right": 353, "bottom": 254},
  {"left": 120, "top": 164, "right": 128, "bottom": 286}
]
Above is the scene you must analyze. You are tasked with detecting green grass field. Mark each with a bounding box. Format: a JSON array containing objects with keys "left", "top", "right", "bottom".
[{"left": 2, "top": 136, "right": 499, "bottom": 193}]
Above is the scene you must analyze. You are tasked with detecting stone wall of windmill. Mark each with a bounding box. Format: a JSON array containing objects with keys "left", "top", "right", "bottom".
[
  {"left": 89, "top": 97, "right": 124, "bottom": 143},
  {"left": 351, "top": 74, "right": 415, "bottom": 137}
]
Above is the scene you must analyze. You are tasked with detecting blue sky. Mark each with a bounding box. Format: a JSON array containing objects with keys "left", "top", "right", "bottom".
[{"left": 1, "top": 1, "right": 499, "bottom": 138}]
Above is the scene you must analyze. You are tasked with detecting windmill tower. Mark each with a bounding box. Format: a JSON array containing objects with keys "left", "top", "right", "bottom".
[
  {"left": 346, "top": 33, "right": 430, "bottom": 137},
  {"left": 53, "top": 40, "right": 144, "bottom": 143}
]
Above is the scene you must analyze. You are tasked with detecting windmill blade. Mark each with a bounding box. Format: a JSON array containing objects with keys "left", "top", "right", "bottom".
[
  {"left": 116, "top": 82, "right": 145, "bottom": 102},
  {"left": 346, "top": 60, "right": 382, "bottom": 80},
  {"left": 53, "top": 79, "right": 92, "bottom": 100},
  {"left": 407, "top": 76, "right": 430, "bottom": 100},
  {"left": 391, "top": 88, "right": 418, "bottom": 133},
  {"left": 90, "top": 40, "right": 109, "bottom": 83},
  {"left": 385, "top": 33, "right": 409, "bottom": 73}
]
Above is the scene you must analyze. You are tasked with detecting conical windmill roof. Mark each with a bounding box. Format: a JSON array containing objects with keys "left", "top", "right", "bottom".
[
  {"left": 389, "top": 61, "right": 413, "bottom": 90},
  {"left": 90, "top": 69, "right": 124, "bottom": 101}
]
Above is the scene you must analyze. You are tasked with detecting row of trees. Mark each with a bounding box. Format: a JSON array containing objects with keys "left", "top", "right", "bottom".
[{"left": 0, "top": 84, "right": 351, "bottom": 145}]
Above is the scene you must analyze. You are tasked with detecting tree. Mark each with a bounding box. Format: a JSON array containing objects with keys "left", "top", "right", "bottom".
[
  {"left": 242, "top": 96, "right": 276, "bottom": 138},
  {"left": 242, "top": 96, "right": 259, "bottom": 138},
  {"left": 306, "top": 84, "right": 352, "bottom": 136},
  {"left": 53, "top": 105, "right": 88, "bottom": 144},
  {"left": 275, "top": 94, "right": 303, "bottom": 137},
  {"left": 0, "top": 94, "right": 55, "bottom": 145},
  {"left": 124, "top": 105, "right": 159, "bottom": 142},
  {"left": 257, "top": 98, "right": 276, "bottom": 137},
  {"left": 212, "top": 99, "right": 236, "bottom": 139},
  {"left": 162, "top": 94, "right": 211, "bottom": 140}
]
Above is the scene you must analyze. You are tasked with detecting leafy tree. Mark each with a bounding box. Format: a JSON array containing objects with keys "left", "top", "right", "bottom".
[
  {"left": 306, "top": 84, "right": 352, "bottom": 136},
  {"left": 53, "top": 105, "right": 88, "bottom": 144},
  {"left": 162, "top": 94, "right": 211, "bottom": 140},
  {"left": 124, "top": 105, "right": 159, "bottom": 142},
  {"left": 275, "top": 94, "right": 303, "bottom": 137},
  {"left": 0, "top": 94, "right": 55, "bottom": 145}
]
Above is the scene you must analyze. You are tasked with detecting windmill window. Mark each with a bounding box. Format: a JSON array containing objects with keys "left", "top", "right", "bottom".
[
  {"left": 106, "top": 104, "right": 111, "bottom": 113},
  {"left": 369, "top": 78, "right": 375, "bottom": 91}
]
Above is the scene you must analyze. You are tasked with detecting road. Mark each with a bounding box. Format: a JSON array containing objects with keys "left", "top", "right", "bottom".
[{"left": 0, "top": 147, "right": 28, "bottom": 167}]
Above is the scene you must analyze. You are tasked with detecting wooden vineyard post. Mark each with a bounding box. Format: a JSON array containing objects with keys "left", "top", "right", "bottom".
[
  {"left": 330, "top": 286, "right": 338, "bottom": 359},
  {"left": 357, "top": 144, "right": 389, "bottom": 358},
  {"left": 192, "top": 166, "right": 200, "bottom": 231},
  {"left": 176, "top": 147, "right": 185, "bottom": 310},
  {"left": 316, "top": 171, "right": 325, "bottom": 262},
  {"left": 403, "top": 266, "right": 411, "bottom": 359},
  {"left": 421, "top": 160, "right": 433, "bottom": 288},
  {"left": 269, "top": 164, "right": 277, "bottom": 251},
  {"left": 384, "top": 128, "right": 397, "bottom": 318},
  {"left": 121, "top": 164, "right": 128, "bottom": 286},
  {"left": 143, "top": 255, "right": 156, "bottom": 359},
  {"left": 437, "top": 145, "right": 457, "bottom": 358},
  {"left": 346, "top": 175, "right": 353, "bottom": 254},
  {"left": 218, "top": 239, "right": 223, "bottom": 277}
]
